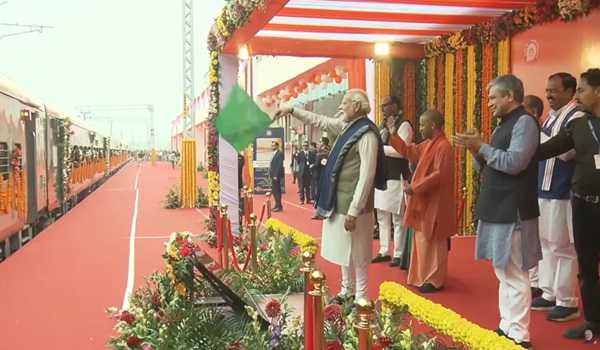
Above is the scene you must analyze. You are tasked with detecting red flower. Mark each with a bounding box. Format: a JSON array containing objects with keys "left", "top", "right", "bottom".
[
  {"left": 326, "top": 339, "right": 343, "bottom": 350},
  {"left": 119, "top": 310, "right": 135, "bottom": 324},
  {"left": 179, "top": 244, "right": 193, "bottom": 257},
  {"left": 378, "top": 335, "right": 393, "bottom": 347},
  {"left": 126, "top": 335, "right": 143, "bottom": 348},
  {"left": 324, "top": 304, "right": 343, "bottom": 322},
  {"left": 225, "top": 339, "right": 242, "bottom": 350},
  {"left": 265, "top": 299, "right": 282, "bottom": 318}
]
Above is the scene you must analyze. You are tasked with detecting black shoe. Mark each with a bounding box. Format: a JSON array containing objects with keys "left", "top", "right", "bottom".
[
  {"left": 531, "top": 296, "right": 555, "bottom": 311},
  {"left": 563, "top": 322, "right": 600, "bottom": 340},
  {"left": 418, "top": 283, "right": 442, "bottom": 293},
  {"left": 547, "top": 306, "right": 580, "bottom": 322},
  {"left": 530, "top": 287, "right": 543, "bottom": 299},
  {"left": 389, "top": 257, "right": 402, "bottom": 267},
  {"left": 494, "top": 328, "right": 507, "bottom": 338},
  {"left": 272, "top": 207, "right": 283, "bottom": 212},
  {"left": 371, "top": 254, "right": 391, "bottom": 263}
]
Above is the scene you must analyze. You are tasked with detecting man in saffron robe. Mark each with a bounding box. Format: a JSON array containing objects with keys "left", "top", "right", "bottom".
[
  {"left": 274, "top": 89, "right": 387, "bottom": 302},
  {"left": 388, "top": 110, "right": 456, "bottom": 293}
]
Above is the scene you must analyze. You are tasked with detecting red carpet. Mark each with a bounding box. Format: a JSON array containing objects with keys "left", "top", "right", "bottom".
[{"left": 0, "top": 165, "right": 590, "bottom": 349}]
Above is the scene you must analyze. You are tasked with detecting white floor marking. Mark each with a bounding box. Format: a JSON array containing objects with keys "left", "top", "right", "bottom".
[{"left": 122, "top": 167, "right": 141, "bottom": 310}]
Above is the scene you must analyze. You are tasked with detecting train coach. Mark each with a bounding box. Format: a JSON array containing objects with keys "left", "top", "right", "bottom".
[{"left": 0, "top": 79, "right": 129, "bottom": 260}]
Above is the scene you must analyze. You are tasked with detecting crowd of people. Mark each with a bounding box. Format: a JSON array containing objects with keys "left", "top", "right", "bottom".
[{"left": 270, "top": 67, "right": 600, "bottom": 348}]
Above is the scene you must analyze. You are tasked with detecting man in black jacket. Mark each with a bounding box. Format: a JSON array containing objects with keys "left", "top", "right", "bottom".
[
  {"left": 269, "top": 141, "right": 284, "bottom": 212},
  {"left": 296, "top": 141, "right": 315, "bottom": 204},
  {"left": 539, "top": 68, "right": 600, "bottom": 341}
]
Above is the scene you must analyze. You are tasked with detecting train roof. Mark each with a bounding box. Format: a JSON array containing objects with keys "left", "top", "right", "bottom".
[{"left": 0, "top": 76, "right": 43, "bottom": 109}]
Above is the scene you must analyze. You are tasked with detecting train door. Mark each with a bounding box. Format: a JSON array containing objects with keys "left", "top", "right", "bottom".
[{"left": 22, "top": 110, "right": 38, "bottom": 224}]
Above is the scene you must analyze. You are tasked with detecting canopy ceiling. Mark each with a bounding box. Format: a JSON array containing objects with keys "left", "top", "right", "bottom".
[{"left": 222, "top": 0, "right": 535, "bottom": 59}]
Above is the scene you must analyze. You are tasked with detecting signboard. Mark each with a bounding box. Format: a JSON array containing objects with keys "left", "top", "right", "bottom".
[{"left": 253, "top": 127, "right": 285, "bottom": 194}]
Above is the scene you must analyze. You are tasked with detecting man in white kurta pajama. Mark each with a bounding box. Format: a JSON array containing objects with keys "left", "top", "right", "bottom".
[
  {"left": 274, "top": 89, "right": 386, "bottom": 301},
  {"left": 531, "top": 73, "right": 582, "bottom": 321}
]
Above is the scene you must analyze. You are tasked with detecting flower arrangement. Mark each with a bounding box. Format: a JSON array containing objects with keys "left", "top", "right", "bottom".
[
  {"left": 379, "top": 282, "right": 523, "bottom": 350},
  {"left": 207, "top": 170, "right": 220, "bottom": 206},
  {"left": 264, "top": 218, "right": 319, "bottom": 255},
  {"left": 55, "top": 118, "right": 73, "bottom": 203},
  {"left": 162, "top": 185, "right": 209, "bottom": 209},
  {"left": 424, "top": 1, "right": 600, "bottom": 57}
]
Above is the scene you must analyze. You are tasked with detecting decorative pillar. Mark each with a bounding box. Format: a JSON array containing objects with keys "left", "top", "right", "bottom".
[
  {"left": 300, "top": 251, "right": 315, "bottom": 350},
  {"left": 221, "top": 204, "right": 229, "bottom": 270},
  {"left": 309, "top": 270, "right": 326, "bottom": 350},
  {"left": 355, "top": 298, "right": 374, "bottom": 350},
  {"left": 249, "top": 213, "right": 258, "bottom": 273},
  {"left": 180, "top": 139, "right": 197, "bottom": 208}
]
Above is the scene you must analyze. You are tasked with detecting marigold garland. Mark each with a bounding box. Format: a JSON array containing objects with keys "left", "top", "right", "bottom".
[
  {"left": 424, "top": 1, "right": 600, "bottom": 57},
  {"left": 426, "top": 58, "right": 436, "bottom": 109},
  {"left": 379, "top": 282, "right": 524, "bottom": 350},
  {"left": 403, "top": 62, "right": 417, "bottom": 126},
  {"left": 465, "top": 45, "right": 477, "bottom": 234},
  {"left": 481, "top": 44, "right": 494, "bottom": 143},
  {"left": 436, "top": 55, "right": 445, "bottom": 114}
]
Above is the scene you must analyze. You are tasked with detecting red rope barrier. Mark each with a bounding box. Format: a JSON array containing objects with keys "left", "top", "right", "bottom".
[{"left": 258, "top": 203, "right": 266, "bottom": 226}]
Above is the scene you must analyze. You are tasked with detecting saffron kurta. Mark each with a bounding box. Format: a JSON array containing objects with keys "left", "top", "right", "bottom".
[{"left": 390, "top": 132, "right": 456, "bottom": 287}]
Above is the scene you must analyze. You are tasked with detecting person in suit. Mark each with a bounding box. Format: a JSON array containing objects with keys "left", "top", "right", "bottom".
[
  {"left": 296, "top": 141, "right": 315, "bottom": 204},
  {"left": 269, "top": 141, "right": 284, "bottom": 212}
]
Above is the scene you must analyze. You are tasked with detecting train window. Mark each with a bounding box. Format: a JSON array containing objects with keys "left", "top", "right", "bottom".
[{"left": 0, "top": 142, "right": 8, "bottom": 179}]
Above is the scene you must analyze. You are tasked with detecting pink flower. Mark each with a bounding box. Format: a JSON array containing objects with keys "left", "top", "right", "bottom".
[
  {"left": 265, "top": 299, "right": 281, "bottom": 318},
  {"left": 142, "top": 344, "right": 154, "bottom": 350}
]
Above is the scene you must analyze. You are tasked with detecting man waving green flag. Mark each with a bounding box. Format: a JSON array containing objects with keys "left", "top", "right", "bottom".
[{"left": 215, "top": 84, "right": 272, "bottom": 152}]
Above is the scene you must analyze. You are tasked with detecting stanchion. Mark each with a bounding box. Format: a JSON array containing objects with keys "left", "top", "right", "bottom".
[
  {"left": 241, "top": 185, "right": 248, "bottom": 229},
  {"left": 246, "top": 188, "right": 254, "bottom": 228},
  {"left": 221, "top": 204, "right": 230, "bottom": 270},
  {"left": 266, "top": 191, "right": 272, "bottom": 219},
  {"left": 300, "top": 251, "right": 315, "bottom": 350},
  {"left": 249, "top": 213, "right": 258, "bottom": 273},
  {"left": 214, "top": 204, "right": 223, "bottom": 267},
  {"left": 355, "top": 298, "right": 374, "bottom": 350},
  {"left": 309, "top": 270, "right": 326, "bottom": 350}
]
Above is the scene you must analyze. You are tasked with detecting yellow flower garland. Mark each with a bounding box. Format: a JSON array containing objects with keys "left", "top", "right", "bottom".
[
  {"left": 379, "top": 282, "right": 522, "bottom": 350},
  {"left": 379, "top": 282, "right": 523, "bottom": 350},
  {"left": 465, "top": 45, "right": 476, "bottom": 232},
  {"left": 426, "top": 57, "right": 436, "bottom": 109},
  {"left": 444, "top": 53, "right": 455, "bottom": 137},
  {"left": 207, "top": 171, "right": 220, "bottom": 207},
  {"left": 264, "top": 218, "right": 318, "bottom": 255}
]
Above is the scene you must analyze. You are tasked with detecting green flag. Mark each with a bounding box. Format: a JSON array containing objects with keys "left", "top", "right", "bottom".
[{"left": 215, "top": 84, "right": 272, "bottom": 152}]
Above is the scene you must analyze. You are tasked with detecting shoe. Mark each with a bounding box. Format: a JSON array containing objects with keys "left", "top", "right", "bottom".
[
  {"left": 494, "top": 328, "right": 507, "bottom": 338},
  {"left": 512, "top": 339, "right": 533, "bottom": 349},
  {"left": 311, "top": 215, "right": 324, "bottom": 220},
  {"left": 531, "top": 296, "right": 555, "bottom": 311},
  {"left": 547, "top": 306, "right": 580, "bottom": 322},
  {"left": 272, "top": 207, "right": 283, "bottom": 212},
  {"left": 371, "top": 254, "right": 391, "bottom": 263},
  {"left": 563, "top": 322, "right": 600, "bottom": 340},
  {"left": 389, "top": 257, "right": 402, "bottom": 267},
  {"left": 531, "top": 287, "right": 543, "bottom": 299},
  {"left": 418, "top": 283, "right": 442, "bottom": 293}
]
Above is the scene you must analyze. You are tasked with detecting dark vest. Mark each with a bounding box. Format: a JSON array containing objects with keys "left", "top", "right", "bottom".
[
  {"left": 476, "top": 107, "right": 540, "bottom": 223},
  {"left": 537, "top": 107, "right": 579, "bottom": 199},
  {"left": 383, "top": 120, "right": 412, "bottom": 181}
]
